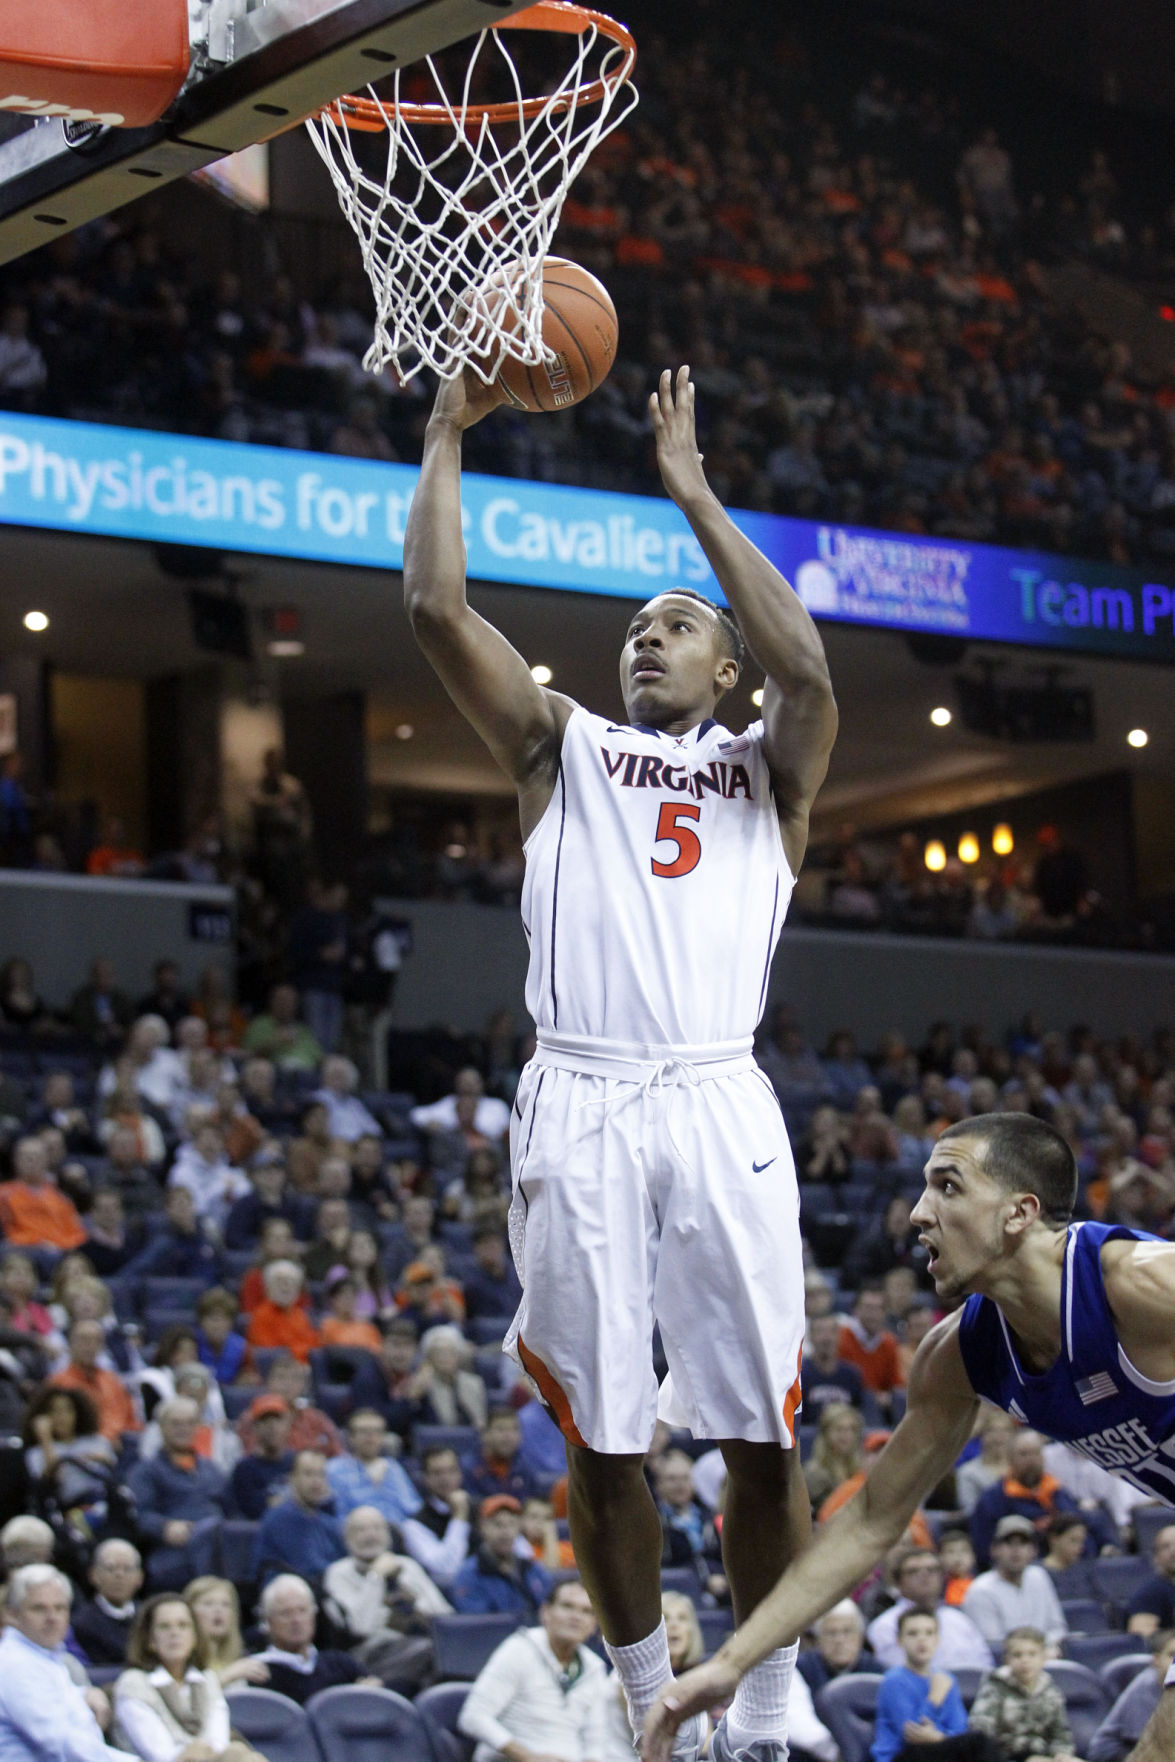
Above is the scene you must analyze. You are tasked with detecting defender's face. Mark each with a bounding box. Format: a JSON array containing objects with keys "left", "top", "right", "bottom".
[
  {"left": 910, "top": 1138, "right": 1011, "bottom": 1302},
  {"left": 619, "top": 595, "right": 734, "bottom": 723}
]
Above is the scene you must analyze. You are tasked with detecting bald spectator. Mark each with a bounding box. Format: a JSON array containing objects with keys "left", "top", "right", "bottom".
[
  {"left": 51, "top": 1318, "right": 140, "bottom": 1441},
  {"left": 0, "top": 1566, "right": 139, "bottom": 1762},
  {"left": 251, "top": 1450, "right": 346, "bottom": 1586},
  {"left": 0, "top": 1135, "right": 87, "bottom": 1253},
  {"left": 0, "top": 1514, "right": 56, "bottom": 1572},
  {"left": 70, "top": 1539, "right": 144, "bottom": 1666},
  {"left": 250, "top": 1574, "right": 369, "bottom": 1701},
  {"left": 313, "top": 1057, "right": 381, "bottom": 1142},
  {"left": 1126, "top": 1523, "right": 1175, "bottom": 1637},
  {"left": 797, "top": 1600, "right": 884, "bottom": 1695},
  {"left": 410, "top": 1067, "right": 510, "bottom": 1142},
  {"left": 323, "top": 1506, "right": 447, "bottom": 1690}
]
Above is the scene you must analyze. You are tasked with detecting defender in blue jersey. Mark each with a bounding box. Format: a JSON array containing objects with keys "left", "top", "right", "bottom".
[{"left": 646, "top": 1113, "right": 1175, "bottom": 1762}]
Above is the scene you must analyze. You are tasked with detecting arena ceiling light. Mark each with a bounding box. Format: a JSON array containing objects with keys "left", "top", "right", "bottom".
[
  {"left": 924, "top": 840, "right": 946, "bottom": 872},
  {"left": 1127, "top": 728, "right": 1149, "bottom": 748},
  {"left": 992, "top": 824, "right": 1014, "bottom": 856},
  {"left": 929, "top": 705, "right": 952, "bottom": 727},
  {"left": 530, "top": 664, "right": 553, "bottom": 685},
  {"left": 958, "top": 833, "right": 980, "bottom": 864},
  {"left": 22, "top": 609, "right": 49, "bottom": 631},
  {"left": 266, "top": 639, "right": 304, "bottom": 657},
  {"left": 751, "top": 688, "right": 764, "bottom": 707},
  {"left": 394, "top": 723, "right": 414, "bottom": 740}
]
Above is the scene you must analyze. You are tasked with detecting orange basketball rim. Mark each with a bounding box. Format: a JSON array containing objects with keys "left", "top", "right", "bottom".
[{"left": 322, "top": 1, "right": 636, "bottom": 132}]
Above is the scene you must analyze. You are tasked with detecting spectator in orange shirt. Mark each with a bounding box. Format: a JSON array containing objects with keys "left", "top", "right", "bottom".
[
  {"left": 51, "top": 1316, "right": 140, "bottom": 1440},
  {"left": 247, "top": 1260, "right": 321, "bottom": 1363},
  {"left": 320, "top": 1274, "right": 382, "bottom": 1351},
  {"left": 85, "top": 815, "right": 145, "bottom": 879},
  {"left": 0, "top": 1135, "right": 87, "bottom": 1253},
  {"left": 238, "top": 1218, "right": 309, "bottom": 1315},
  {"left": 837, "top": 1284, "right": 906, "bottom": 1415}
]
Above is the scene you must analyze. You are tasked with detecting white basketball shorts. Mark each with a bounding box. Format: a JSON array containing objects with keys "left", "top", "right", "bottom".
[{"left": 503, "top": 1030, "right": 805, "bottom": 1454}]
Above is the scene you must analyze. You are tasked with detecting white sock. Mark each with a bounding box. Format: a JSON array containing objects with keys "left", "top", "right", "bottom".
[
  {"left": 725, "top": 1642, "right": 798, "bottom": 1747},
  {"left": 605, "top": 1621, "right": 675, "bottom": 1739}
]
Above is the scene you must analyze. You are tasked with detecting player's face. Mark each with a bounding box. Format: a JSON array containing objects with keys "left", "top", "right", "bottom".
[
  {"left": 910, "top": 1139, "right": 1015, "bottom": 1302},
  {"left": 619, "top": 596, "right": 735, "bottom": 724}
]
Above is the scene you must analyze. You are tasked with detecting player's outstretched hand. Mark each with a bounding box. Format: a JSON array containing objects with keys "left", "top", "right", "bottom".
[
  {"left": 650, "top": 365, "right": 709, "bottom": 507},
  {"left": 642, "top": 1656, "right": 740, "bottom": 1762},
  {"left": 431, "top": 362, "right": 506, "bottom": 431}
]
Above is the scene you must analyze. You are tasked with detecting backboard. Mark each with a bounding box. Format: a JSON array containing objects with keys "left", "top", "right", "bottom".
[{"left": 0, "top": 0, "right": 535, "bottom": 267}]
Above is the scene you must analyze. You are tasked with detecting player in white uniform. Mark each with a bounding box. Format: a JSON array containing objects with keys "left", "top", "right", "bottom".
[{"left": 404, "top": 363, "right": 838, "bottom": 1762}]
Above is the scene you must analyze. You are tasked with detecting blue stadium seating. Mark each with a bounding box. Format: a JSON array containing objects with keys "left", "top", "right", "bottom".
[
  {"left": 415, "top": 1681, "right": 474, "bottom": 1762},
  {"left": 1090, "top": 1553, "right": 1154, "bottom": 1613},
  {"left": 950, "top": 1666, "right": 989, "bottom": 1709},
  {"left": 1100, "top": 1652, "right": 1152, "bottom": 1701},
  {"left": 697, "top": 1608, "right": 733, "bottom": 1654},
  {"left": 225, "top": 1688, "right": 315, "bottom": 1762},
  {"left": 220, "top": 1518, "right": 259, "bottom": 1588},
  {"left": 1065, "top": 1631, "right": 1144, "bottom": 1672},
  {"left": 814, "top": 1672, "right": 880, "bottom": 1762},
  {"left": 1042, "top": 1660, "right": 1112, "bottom": 1754},
  {"left": 658, "top": 1567, "right": 704, "bottom": 1608},
  {"left": 412, "top": 1424, "right": 480, "bottom": 1462},
  {"left": 306, "top": 1685, "right": 445, "bottom": 1762},
  {"left": 1060, "top": 1597, "right": 1113, "bottom": 1634},
  {"left": 432, "top": 1613, "right": 522, "bottom": 1680}
]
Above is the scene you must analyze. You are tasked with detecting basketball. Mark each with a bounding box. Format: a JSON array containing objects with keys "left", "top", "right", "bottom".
[{"left": 493, "top": 257, "right": 618, "bottom": 414}]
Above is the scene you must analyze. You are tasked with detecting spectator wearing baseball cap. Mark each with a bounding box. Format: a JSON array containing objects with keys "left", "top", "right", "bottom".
[
  {"left": 450, "top": 1495, "right": 553, "bottom": 1616},
  {"left": 962, "top": 1516, "right": 1069, "bottom": 1655},
  {"left": 229, "top": 1396, "right": 295, "bottom": 1520}
]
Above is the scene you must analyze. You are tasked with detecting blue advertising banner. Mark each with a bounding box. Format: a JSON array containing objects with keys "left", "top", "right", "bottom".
[{"left": 1, "top": 410, "right": 1173, "bottom": 662}]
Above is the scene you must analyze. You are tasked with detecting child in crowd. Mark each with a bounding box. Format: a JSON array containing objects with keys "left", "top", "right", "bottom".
[
  {"left": 195, "top": 1287, "right": 256, "bottom": 1385},
  {"left": 940, "top": 1528, "right": 977, "bottom": 1606},
  {"left": 872, "top": 1610, "right": 999, "bottom": 1762},
  {"left": 968, "top": 1626, "right": 1079, "bottom": 1762}
]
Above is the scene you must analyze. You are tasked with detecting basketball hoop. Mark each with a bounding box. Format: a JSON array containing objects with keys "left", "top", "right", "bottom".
[{"left": 305, "top": 1, "right": 637, "bottom": 385}]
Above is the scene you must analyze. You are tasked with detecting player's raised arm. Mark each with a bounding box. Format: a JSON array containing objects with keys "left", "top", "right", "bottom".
[
  {"left": 650, "top": 365, "right": 838, "bottom": 872},
  {"left": 404, "top": 372, "right": 576, "bottom": 828},
  {"left": 641, "top": 1316, "right": 978, "bottom": 1762}
]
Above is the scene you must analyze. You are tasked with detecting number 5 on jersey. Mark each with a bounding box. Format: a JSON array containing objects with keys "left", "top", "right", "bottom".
[{"left": 651, "top": 802, "right": 702, "bottom": 878}]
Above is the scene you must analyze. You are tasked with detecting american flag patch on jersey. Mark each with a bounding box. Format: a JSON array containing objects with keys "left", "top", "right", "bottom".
[{"left": 1075, "top": 1372, "right": 1118, "bottom": 1405}]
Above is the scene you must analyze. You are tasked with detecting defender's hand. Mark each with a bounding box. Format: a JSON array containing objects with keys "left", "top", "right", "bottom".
[
  {"left": 642, "top": 1656, "right": 739, "bottom": 1761},
  {"left": 650, "top": 365, "right": 709, "bottom": 508}
]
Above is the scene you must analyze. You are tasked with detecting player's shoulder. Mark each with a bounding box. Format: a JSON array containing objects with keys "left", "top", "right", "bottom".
[{"left": 1101, "top": 1231, "right": 1175, "bottom": 1315}]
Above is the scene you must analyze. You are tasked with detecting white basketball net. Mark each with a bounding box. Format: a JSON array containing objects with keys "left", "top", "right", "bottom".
[{"left": 305, "top": 6, "right": 638, "bottom": 384}]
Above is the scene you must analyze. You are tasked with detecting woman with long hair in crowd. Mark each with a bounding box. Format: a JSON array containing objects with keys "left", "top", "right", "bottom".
[
  {"left": 113, "top": 1593, "right": 259, "bottom": 1762},
  {"left": 23, "top": 1384, "right": 118, "bottom": 1533},
  {"left": 184, "top": 1577, "right": 271, "bottom": 1688},
  {"left": 803, "top": 1401, "right": 864, "bottom": 1510}
]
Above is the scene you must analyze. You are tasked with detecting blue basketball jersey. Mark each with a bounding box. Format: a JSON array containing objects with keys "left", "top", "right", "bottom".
[{"left": 957, "top": 1220, "right": 1175, "bottom": 1501}]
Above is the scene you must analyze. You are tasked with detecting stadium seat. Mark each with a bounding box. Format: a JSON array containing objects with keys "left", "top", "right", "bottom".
[
  {"left": 415, "top": 1681, "right": 474, "bottom": 1762},
  {"left": 309, "top": 1345, "right": 376, "bottom": 1391},
  {"left": 466, "top": 1317, "right": 509, "bottom": 1345},
  {"left": 473, "top": 1350, "right": 505, "bottom": 1391},
  {"left": 659, "top": 1567, "right": 704, "bottom": 1608},
  {"left": 306, "top": 1685, "right": 445, "bottom": 1762},
  {"left": 221, "top": 1384, "right": 256, "bottom": 1420},
  {"left": 412, "top": 1424, "right": 480, "bottom": 1461},
  {"left": 438, "top": 1222, "right": 474, "bottom": 1252},
  {"left": 1065, "top": 1631, "right": 1143, "bottom": 1672},
  {"left": 814, "top": 1672, "right": 881, "bottom": 1762},
  {"left": 1090, "top": 1553, "right": 1154, "bottom": 1613},
  {"left": 143, "top": 1307, "right": 191, "bottom": 1338},
  {"left": 1131, "top": 1506, "right": 1173, "bottom": 1557},
  {"left": 1042, "top": 1660, "right": 1112, "bottom": 1754},
  {"left": 1049, "top": 1561, "right": 1099, "bottom": 1602},
  {"left": 220, "top": 1518, "right": 259, "bottom": 1588},
  {"left": 224, "top": 1688, "right": 314, "bottom": 1762},
  {"left": 432, "top": 1613, "right": 522, "bottom": 1680},
  {"left": 951, "top": 1666, "right": 989, "bottom": 1709},
  {"left": 87, "top": 1665, "right": 123, "bottom": 1687},
  {"left": 698, "top": 1608, "right": 733, "bottom": 1654},
  {"left": 1100, "top": 1652, "right": 1152, "bottom": 1701},
  {"left": 1060, "top": 1597, "right": 1112, "bottom": 1634},
  {"left": 142, "top": 1276, "right": 209, "bottom": 1311}
]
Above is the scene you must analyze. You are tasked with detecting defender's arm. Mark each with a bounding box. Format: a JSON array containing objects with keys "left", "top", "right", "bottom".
[{"left": 642, "top": 1316, "right": 978, "bottom": 1761}]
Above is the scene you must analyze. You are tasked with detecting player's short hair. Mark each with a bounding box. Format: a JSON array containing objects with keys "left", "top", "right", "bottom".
[
  {"left": 938, "top": 1114, "right": 1077, "bottom": 1226},
  {"left": 897, "top": 1606, "right": 938, "bottom": 1635},
  {"left": 657, "top": 588, "right": 746, "bottom": 669}
]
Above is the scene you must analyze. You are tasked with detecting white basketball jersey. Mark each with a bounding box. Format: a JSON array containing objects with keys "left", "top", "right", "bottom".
[{"left": 521, "top": 707, "right": 795, "bottom": 1045}]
